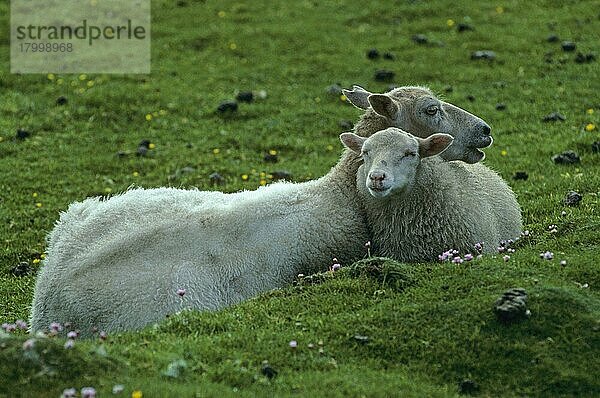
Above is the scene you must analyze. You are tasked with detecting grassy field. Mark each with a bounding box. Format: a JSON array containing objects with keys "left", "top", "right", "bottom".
[{"left": 1, "top": 0, "right": 599, "bottom": 396}]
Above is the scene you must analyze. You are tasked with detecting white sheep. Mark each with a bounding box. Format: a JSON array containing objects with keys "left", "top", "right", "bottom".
[
  {"left": 340, "top": 127, "right": 522, "bottom": 261},
  {"left": 343, "top": 85, "right": 493, "bottom": 164},
  {"left": 29, "top": 86, "right": 496, "bottom": 336}
]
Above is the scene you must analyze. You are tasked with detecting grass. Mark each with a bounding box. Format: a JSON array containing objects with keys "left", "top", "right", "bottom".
[{"left": 0, "top": 0, "right": 599, "bottom": 396}]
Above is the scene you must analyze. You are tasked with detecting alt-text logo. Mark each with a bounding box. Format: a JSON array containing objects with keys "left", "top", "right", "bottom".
[{"left": 11, "top": 0, "right": 151, "bottom": 73}]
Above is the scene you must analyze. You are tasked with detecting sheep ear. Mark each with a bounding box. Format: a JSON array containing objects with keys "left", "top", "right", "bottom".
[
  {"left": 340, "top": 132, "right": 366, "bottom": 153},
  {"left": 418, "top": 134, "right": 454, "bottom": 158},
  {"left": 368, "top": 94, "right": 399, "bottom": 120},
  {"left": 342, "top": 85, "right": 372, "bottom": 110}
]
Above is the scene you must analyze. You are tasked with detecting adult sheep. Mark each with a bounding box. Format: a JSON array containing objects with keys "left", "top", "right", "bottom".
[
  {"left": 340, "top": 127, "right": 522, "bottom": 261},
  {"left": 29, "top": 86, "right": 492, "bottom": 336}
]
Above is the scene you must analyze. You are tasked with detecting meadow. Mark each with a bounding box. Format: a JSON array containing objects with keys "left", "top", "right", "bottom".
[{"left": 0, "top": 0, "right": 599, "bottom": 396}]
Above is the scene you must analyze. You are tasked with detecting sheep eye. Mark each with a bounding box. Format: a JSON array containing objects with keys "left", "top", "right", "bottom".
[
  {"left": 361, "top": 150, "right": 369, "bottom": 157},
  {"left": 425, "top": 105, "right": 439, "bottom": 116}
]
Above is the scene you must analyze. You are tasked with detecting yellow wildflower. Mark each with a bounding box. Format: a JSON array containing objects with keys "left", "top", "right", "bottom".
[
  {"left": 35, "top": 202, "right": 42, "bottom": 208},
  {"left": 229, "top": 43, "right": 237, "bottom": 50},
  {"left": 241, "top": 174, "right": 249, "bottom": 181},
  {"left": 87, "top": 80, "right": 94, "bottom": 87},
  {"left": 133, "top": 171, "right": 139, "bottom": 177},
  {"left": 586, "top": 108, "right": 594, "bottom": 115},
  {"left": 32, "top": 192, "right": 38, "bottom": 198},
  {"left": 218, "top": 11, "right": 226, "bottom": 17},
  {"left": 260, "top": 179, "right": 267, "bottom": 186},
  {"left": 446, "top": 19, "right": 455, "bottom": 27},
  {"left": 132, "top": 391, "right": 143, "bottom": 398},
  {"left": 79, "top": 74, "right": 87, "bottom": 81},
  {"left": 33, "top": 258, "right": 41, "bottom": 264},
  {"left": 269, "top": 149, "right": 277, "bottom": 156},
  {"left": 47, "top": 73, "right": 55, "bottom": 80},
  {"left": 585, "top": 123, "right": 596, "bottom": 132},
  {"left": 213, "top": 148, "right": 220, "bottom": 155},
  {"left": 496, "top": 6, "right": 504, "bottom": 13},
  {"left": 148, "top": 143, "right": 156, "bottom": 149},
  {"left": 145, "top": 114, "right": 152, "bottom": 121},
  {"left": 501, "top": 150, "right": 508, "bottom": 156}
]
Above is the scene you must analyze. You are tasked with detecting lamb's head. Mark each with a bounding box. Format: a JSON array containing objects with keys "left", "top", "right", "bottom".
[
  {"left": 342, "top": 85, "right": 491, "bottom": 164},
  {"left": 340, "top": 127, "right": 453, "bottom": 198}
]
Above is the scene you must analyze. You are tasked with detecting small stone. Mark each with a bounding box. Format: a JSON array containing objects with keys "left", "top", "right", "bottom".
[
  {"left": 216, "top": 100, "right": 238, "bottom": 113},
  {"left": 338, "top": 119, "right": 353, "bottom": 130},
  {"left": 496, "top": 103, "right": 506, "bottom": 111},
  {"left": 325, "top": 84, "right": 343, "bottom": 96},
  {"left": 271, "top": 170, "right": 292, "bottom": 181},
  {"left": 56, "top": 96, "right": 68, "bottom": 106},
  {"left": 366, "top": 48, "right": 380, "bottom": 59},
  {"left": 513, "top": 171, "right": 528, "bottom": 180},
  {"left": 138, "top": 139, "right": 151, "bottom": 149},
  {"left": 592, "top": 141, "right": 600, "bottom": 153},
  {"left": 466, "top": 95, "right": 475, "bottom": 102},
  {"left": 575, "top": 52, "right": 596, "bottom": 64},
  {"left": 552, "top": 150, "right": 580, "bottom": 165},
  {"left": 383, "top": 52, "right": 395, "bottom": 60},
  {"left": 374, "top": 70, "right": 395, "bottom": 82},
  {"left": 16, "top": 129, "right": 30, "bottom": 140},
  {"left": 458, "top": 379, "right": 480, "bottom": 395},
  {"left": 353, "top": 334, "right": 369, "bottom": 343},
  {"left": 561, "top": 41, "right": 576, "bottom": 52},
  {"left": 411, "top": 34, "right": 428, "bottom": 44},
  {"left": 256, "top": 90, "right": 268, "bottom": 100},
  {"left": 564, "top": 191, "right": 582, "bottom": 206},
  {"left": 10, "top": 261, "right": 33, "bottom": 277},
  {"left": 546, "top": 34, "right": 559, "bottom": 43},
  {"left": 263, "top": 152, "right": 278, "bottom": 163},
  {"left": 471, "top": 50, "right": 496, "bottom": 60},
  {"left": 542, "top": 112, "right": 566, "bottom": 122},
  {"left": 494, "top": 288, "right": 528, "bottom": 323},
  {"left": 209, "top": 172, "right": 224, "bottom": 185},
  {"left": 457, "top": 23, "right": 474, "bottom": 32},
  {"left": 136, "top": 146, "right": 148, "bottom": 157},
  {"left": 261, "top": 362, "right": 278, "bottom": 379},
  {"left": 236, "top": 91, "right": 253, "bottom": 103}
]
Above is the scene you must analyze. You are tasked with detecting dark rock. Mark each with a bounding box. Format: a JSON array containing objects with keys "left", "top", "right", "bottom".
[
  {"left": 16, "top": 129, "right": 30, "bottom": 140},
  {"left": 216, "top": 100, "right": 238, "bottom": 113},
  {"left": 209, "top": 172, "right": 224, "bottom": 185},
  {"left": 325, "top": 84, "right": 343, "bottom": 96},
  {"left": 56, "top": 96, "right": 68, "bottom": 106},
  {"left": 366, "top": 48, "right": 380, "bottom": 59},
  {"left": 592, "top": 141, "right": 600, "bottom": 153},
  {"left": 542, "top": 112, "right": 566, "bottom": 122},
  {"left": 457, "top": 23, "right": 474, "bottom": 32},
  {"left": 138, "top": 139, "right": 151, "bottom": 149},
  {"left": 271, "top": 170, "right": 292, "bottom": 181},
  {"left": 564, "top": 191, "right": 583, "bottom": 206},
  {"left": 353, "top": 334, "right": 370, "bottom": 344},
  {"left": 458, "top": 379, "right": 480, "bottom": 395},
  {"left": 444, "top": 85, "right": 453, "bottom": 93},
  {"left": 546, "top": 34, "right": 559, "bottom": 43},
  {"left": 496, "top": 103, "right": 506, "bottom": 111},
  {"left": 383, "top": 52, "right": 395, "bottom": 60},
  {"left": 494, "top": 288, "right": 528, "bottom": 323},
  {"left": 10, "top": 261, "right": 33, "bottom": 277},
  {"left": 575, "top": 52, "right": 596, "bottom": 64},
  {"left": 339, "top": 119, "right": 353, "bottom": 130},
  {"left": 552, "top": 150, "right": 580, "bottom": 165},
  {"left": 561, "top": 41, "right": 576, "bottom": 52},
  {"left": 513, "top": 171, "right": 528, "bottom": 180},
  {"left": 136, "top": 146, "right": 148, "bottom": 157},
  {"left": 236, "top": 91, "right": 253, "bottom": 103},
  {"left": 466, "top": 95, "right": 476, "bottom": 102},
  {"left": 374, "top": 70, "right": 395, "bottom": 82},
  {"left": 471, "top": 50, "right": 496, "bottom": 60},
  {"left": 261, "top": 362, "right": 278, "bottom": 379},
  {"left": 411, "top": 34, "right": 428, "bottom": 44},
  {"left": 263, "top": 153, "right": 278, "bottom": 163}
]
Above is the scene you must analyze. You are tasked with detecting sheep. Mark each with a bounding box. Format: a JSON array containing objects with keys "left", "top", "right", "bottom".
[
  {"left": 340, "top": 127, "right": 522, "bottom": 261},
  {"left": 29, "top": 85, "right": 494, "bottom": 336},
  {"left": 29, "top": 157, "right": 371, "bottom": 336},
  {"left": 343, "top": 85, "right": 493, "bottom": 164}
]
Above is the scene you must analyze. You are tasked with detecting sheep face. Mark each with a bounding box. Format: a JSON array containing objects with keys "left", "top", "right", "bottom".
[
  {"left": 343, "top": 85, "right": 491, "bottom": 164},
  {"left": 340, "top": 128, "right": 453, "bottom": 198}
]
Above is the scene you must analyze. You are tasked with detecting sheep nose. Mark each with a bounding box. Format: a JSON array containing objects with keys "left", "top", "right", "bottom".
[
  {"left": 369, "top": 171, "right": 386, "bottom": 182},
  {"left": 481, "top": 123, "right": 491, "bottom": 136}
]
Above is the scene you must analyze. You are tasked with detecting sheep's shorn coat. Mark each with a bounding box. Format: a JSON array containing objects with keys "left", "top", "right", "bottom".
[
  {"left": 341, "top": 127, "right": 522, "bottom": 261},
  {"left": 29, "top": 153, "right": 369, "bottom": 336}
]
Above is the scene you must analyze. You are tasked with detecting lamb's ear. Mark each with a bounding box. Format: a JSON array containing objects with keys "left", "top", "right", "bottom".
[
  {"left": 368, "top": 94, "right": 399, "bottom": 120},
  {"left": 418, "top": 134, "right": 454, "bottom": 158},
  {"left": 340, "top": 132, "right": 366, "bottom": 153},
  {"left": 342, "top": 85, "right": 372, "bottom": 110}
]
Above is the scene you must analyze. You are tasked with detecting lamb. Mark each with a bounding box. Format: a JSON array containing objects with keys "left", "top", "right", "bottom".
[
  {"left": 343, "top": 85, "right": 493, "bottom": 164},
  {"left": 29, "top": 156, "right": 371, "bottom": 336},
  {"left": 29, "top": 85, "right": 493, "bottom": 336},
  {"left": 340, "top": 127, "right": 522, "bottom": 261}
]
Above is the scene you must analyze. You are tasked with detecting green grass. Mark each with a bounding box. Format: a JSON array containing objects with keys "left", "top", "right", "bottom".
[{"left": 1, "top": 0, "right": 599, "bottom": 396}]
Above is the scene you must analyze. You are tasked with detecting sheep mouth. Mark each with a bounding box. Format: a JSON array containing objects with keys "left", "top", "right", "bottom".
[
  {"left": 367, "top": 185, "right": 392, "bottom": 197},
  {"left": 473, "top": 135, "right": 493, "bottom": 148}
]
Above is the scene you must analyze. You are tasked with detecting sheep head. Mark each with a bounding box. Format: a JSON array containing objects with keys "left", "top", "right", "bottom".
[
  {"left": 342, "top": 85, "right": 491, "bottom": 164},
  {"left": 340, "top": 128, "right": 453, "bottom": 198}
]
